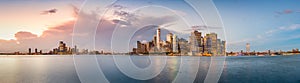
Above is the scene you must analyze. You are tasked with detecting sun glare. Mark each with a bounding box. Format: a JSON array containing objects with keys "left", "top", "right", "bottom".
[{"left": 65, "top": 17, "right": 77, "bottom": 22}]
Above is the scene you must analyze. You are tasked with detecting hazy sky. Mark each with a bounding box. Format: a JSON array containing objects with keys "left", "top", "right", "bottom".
[
  {"left": 0, "top": 0, "right": 300, "bottom": 52},
  {"left": 0, "top": 1, "right": 80, "bottom": 39},
  {"left": 214, "top": 0, "right": 300, "bottom": 51}
]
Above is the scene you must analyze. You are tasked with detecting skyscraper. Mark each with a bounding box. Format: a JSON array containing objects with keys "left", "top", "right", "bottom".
[
  {"left": 217, "top": 39, "right": 221, "bottom": 55},
  {"left": 166, "top": 33, "right": 173, "bottom": 43},
  {"left": 178, "top": 38, "right": 189, "bottom": 54},
  {"left": 194, "top": 31, "right": 202, "bottom": 47},
  {"left": 28, "top": 48, "right": 31, "bottom": 55},
  {"left": 246, "top": 43, "right": 250, "bottom": 53},
  {"left": 189, "top": 31, "right": 198, "bottom": 54},
  {"left": 173, "top": 34, "right": 178, "bottom": 53},
  {"left": 137, "top": 41, "right": 142, "bottom": 53},
  {"left": 204, "top": 34, "right": 213, "bottom": 55},
  {"left": 153, "top": 35, "right": 157, "bottom": 46},
  {"left": 35, "top": 48, "right": 38, "bottom": 54},
  {"left": 73, "top": 45, "right": 78, "bottom": 54},
  {"left": 145, "top": 42, "right": 153, "bottom": 53},
  {"left": 58, "top": 41, "right": 68, "bottom": 55},
  {"left": 221, "top": 41, "right": 226, "bottom": 55},
  {"left": 39, "top": 50, "right": 42, "bottom": 54},
  {"left": 166, "top": 33, "right": 173, "bottom": 52},
  {"left": 189, "top": 31, "right": 203, "bottom": 56},
  {"left": 209, "top": 33, "right": 218, "bottom": 55},
  {"left": 156, "top": 28, "right": 161, "bottom": 50}
]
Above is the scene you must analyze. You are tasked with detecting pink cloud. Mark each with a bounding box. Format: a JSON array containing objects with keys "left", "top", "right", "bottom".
[
  {"left": 15, "top": 31, "right": 38, "bottom": 40},
  {"left": 0, "top": 4, "right": 180, "bottom": 53},
  {"left": 283, "top": 9, "right": 293, "bottom": 14},
  {"left": 275, "top": 9, "right": 298, "bottom": 17}
]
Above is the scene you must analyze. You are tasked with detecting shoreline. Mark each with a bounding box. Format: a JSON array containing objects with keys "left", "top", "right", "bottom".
[{"left": 0, "top": 54, "right": 299, "bottom": 57}]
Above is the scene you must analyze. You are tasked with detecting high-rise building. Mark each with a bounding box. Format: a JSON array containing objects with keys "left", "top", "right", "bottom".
[
  {"left": 166, "top": 33, "right": 173, "bottom": 43},
  {"left": 194, "top": 31, "right": 202, "bottom": 47},
  {"left": 166, "top": 33, "right": 173, "bottom": 53},
  {"left": 137, "top": 41, "right": 142, "bottom": 53},
  {"left": 246, "top": 43, "right": 250, "bottom": 53},
  {"left": 204, "top": 35, "right": 212, "bottom": 54},
  {"left": 35, "top": 48, "right": 38, "bottom": 54},
  {"left": 28, "top": 48, "right": 31, "bottom": 55},
  {"left": 209, "top": 33, "right": 218, "bottom": 55},
  {"left": 178, "top": 38, "right": 189, "bottom": 55},
  {"left": 189, "top": 31, "right": 198, "bottom": 54},
  {"left": 217, "top": 39, "right": 221, "bottom": 55},
  {"left": 156, "top": 28, "right": 161, "bottom": 50},
  {"left": 153, "top": 35, "right": 157, "bottom": 46},
  {"left": 172, "top": 34, "right": 178, "bottom": 53},
  {"left": 58, "top": 41, "right": 68, "bottom": 55},
  {"left": 53, "top": 48, "right": 58, "bottom": 54},
  {"left": 221, "top": 41, "right": 226, "bottom": 55},
  {"left": 39, "top": 50, "right": 42, "bottom": 54},
  {"left": 140, "top": 43, "right": 147, "bottom": 54},
  {"left": 189, "top": 30, "right": 203, "bottom": 55},
  {"left": 136, "top": 41, "right": 148, "bottom": 54},
  {"left": 145, "top": 42, "right": 153, "bottom": 53},
  {"left": 71, "top": 45, "right": 78, "bottom": 54}
]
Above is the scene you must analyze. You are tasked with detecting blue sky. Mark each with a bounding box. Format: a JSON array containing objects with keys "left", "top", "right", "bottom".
[
  {"left": 213, "top": 0, "right": 300, "bottom": 51},
  {"left": 113, "top": 0, "right": 300, "bottom": 51}
]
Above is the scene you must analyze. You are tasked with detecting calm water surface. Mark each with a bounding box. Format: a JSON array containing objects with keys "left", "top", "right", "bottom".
[{"left": 0, "top": 55, "right": 300, "bottom": 83}]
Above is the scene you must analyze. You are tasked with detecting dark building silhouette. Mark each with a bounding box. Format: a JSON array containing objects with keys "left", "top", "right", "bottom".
[
  {"left": 40, "top": 50, "right": 42, "bottom": 54},
  {"left": 28, "top": 48, "right": 31, "bottom": 55},
  {"left": 35, "top": 48, "right": 38, "bottom": 54}
]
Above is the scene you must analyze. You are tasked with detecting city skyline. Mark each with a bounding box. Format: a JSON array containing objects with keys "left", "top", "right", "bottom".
[
  {"left": 132, "top": 27, "right": 226, "bottom": 56},
  {"left": 1, "top": 1, "right": 300, "bottom": 83},
  {"left": 0, "top": 0, "right": 300, "bottom": 52}
]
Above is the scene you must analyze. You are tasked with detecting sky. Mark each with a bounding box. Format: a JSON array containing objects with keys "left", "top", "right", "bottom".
[
  {"left": 214, "top": 0, "right": 300, "bottom": 51},
  {"left": 0, "top": 0, "right": 300, "bottom": 52},
  {"left": 0, "top": 1, "right": 80, "bottom": 39}
]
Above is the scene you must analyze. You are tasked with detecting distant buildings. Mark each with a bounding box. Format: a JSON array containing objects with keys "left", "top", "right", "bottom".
[
  {"left": 28, "top": 48, "right": 31, "bottom": 55},
  {"left": 132, "top": 27, "right": 180, "bottom": 55},
  {"left": 189, "top": 31, "right": 226, "bottom": 56},
  {"left": 227, "top": 44, "right": 300, "bottom": 56},
  {"left": 26, "top": 48, "right": 42, "bottom": 55},
  {"left": 246, "top": 43, "right": 250, "bottom": 53},
  {"left": 50, "top": 41, "right": 77, "bottom": 55},
  {"left": 156, "top": 28, "right": 161, "bottom": 50},
  {"left": 178, "top": 38, "right": 189, "bottom": 55},
  {"left": 172, "top": 34, "right": 179, "bottom": 53},
  {"left": 132, "top": 27, "right": 226, "bottom": 56}
]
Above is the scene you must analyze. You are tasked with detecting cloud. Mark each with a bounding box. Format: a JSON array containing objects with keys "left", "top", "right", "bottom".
[
  {"left": 70, "top": 4, "right": 79, "bottom": 17},
  {"left": 41, "top": 21, "right": 75, "bottom": 38},
  {"left": 0, "top": 6, "right": 77, "bottom": 52},
  {"left": 94, "top": 5, "right": 180, "bottom": 51},
  {"left": 183, "top": 25, "right": 222, "bottom": 31},
  {"left": 278, "top": 24, "right": 300, "bottom": 30},
  {"left": 40, "top": 9, "right": 57, "bottom": 15},
  {"left": 275, "top": 9, "right": 293, "bottom": 15},
  {"left": 259, "top": 24, "right": 300, "bottom": 41},
  {"left": 227, "top": 24, "right": 300, "bottom": 51},
  {"left": 0, "top": 4, "right": 180, "bottom": 53},
  {"left": 262, "top": 24, "right": 300, "bottom": 37},
  {"left": 174, "top": 10, "right": 187, "bottom": 16},
  {"left": 15, "top": 31, "right": 38, "bottom": 40},
  {"left": 274, "top": 9, "right": 300, "bottom": 17}
]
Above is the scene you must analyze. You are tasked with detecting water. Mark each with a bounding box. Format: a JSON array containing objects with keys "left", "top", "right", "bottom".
[
  {"left": 220, "top": 55, "right": 300, "bottom": 83},
  {"left": 0, "top": 55, "right": 300, "bottom": 83}
]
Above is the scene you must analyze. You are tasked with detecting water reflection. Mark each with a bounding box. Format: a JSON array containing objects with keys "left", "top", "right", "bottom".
[
  {"left": 1, "top": 55, "right": 300, "bottom": 83},
  {"left": 0, "top": 56, "right": 80, "bottom": 83}
]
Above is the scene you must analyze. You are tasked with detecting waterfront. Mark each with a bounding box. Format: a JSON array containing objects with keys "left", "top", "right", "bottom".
[{"left": 0, "top": 55, "right": 300, "bottom": 83}]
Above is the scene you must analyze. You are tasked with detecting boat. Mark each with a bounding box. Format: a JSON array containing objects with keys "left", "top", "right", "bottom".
[{"left": 202, "top": 52, "right": 212, "bottom": 56}]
